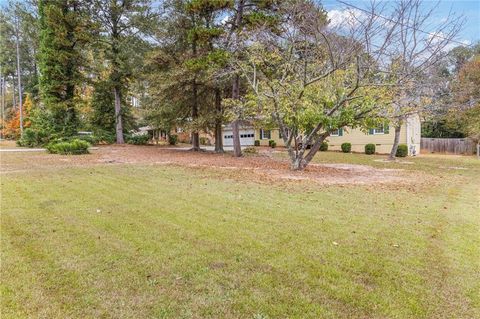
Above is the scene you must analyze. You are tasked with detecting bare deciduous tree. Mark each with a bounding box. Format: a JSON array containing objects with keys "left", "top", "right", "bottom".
[
  {"left": 374, "top": 0, "right": 465, "bottom": 159},
  {"left": 235, "top": 0, "right": 396, "bottom": 170},
  {"left": 234, "top": 0, "right": 464, "bottom": 168}
]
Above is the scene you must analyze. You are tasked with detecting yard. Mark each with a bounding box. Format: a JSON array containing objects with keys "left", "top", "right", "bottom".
[{"left": 1, "top": 145, "right": 479, "bottom": 318}]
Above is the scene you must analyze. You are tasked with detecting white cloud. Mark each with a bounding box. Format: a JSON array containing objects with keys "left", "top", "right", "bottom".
[{"left": 327, "top": 8, "right": 365, "bottom": 28}]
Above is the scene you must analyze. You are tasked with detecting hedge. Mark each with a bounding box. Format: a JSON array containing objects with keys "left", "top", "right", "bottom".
[
  {"left": 341, "top": 142, "right": 351, "bottom": 153},
  {"left": 365, "top": 143, "right": 375, "bottom": 155},
  {"left": 46, "top": 139, "right": 90, "bottom": 155},
  {"left": 319, "top": 141, "right": 328, "bottom": 151},
  {"left": 396, "top": 144, "right": 408, "bottom": 157}
]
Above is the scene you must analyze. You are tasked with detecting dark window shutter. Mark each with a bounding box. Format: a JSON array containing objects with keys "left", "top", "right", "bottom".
[
  {"left": 384, "top": 125, "right": 389, "bottom": 134},
  {"left": 339, "top": 128, "right": 343, "bottom": 136},
  {"left": 368, "top": 128, "right": 374, "bottom": 135}
]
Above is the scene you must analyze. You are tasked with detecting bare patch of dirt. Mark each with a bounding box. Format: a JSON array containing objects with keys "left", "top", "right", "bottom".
[
  {"left": 0, "top": 145, "right": 413, "bottom": 185},
  {"left": 373, "top": 159, "right": 415, "bottom": 165},
  {"left": 438, "top": 166, "right": 468, "bottom": 170}
]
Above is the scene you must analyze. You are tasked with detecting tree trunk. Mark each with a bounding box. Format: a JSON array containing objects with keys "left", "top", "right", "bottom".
[
  {"left": 12, "top": 76, "right": 16, "bottom": 110},
  {"left": 190, "top": 14, "right": 201, "bottom": 152},
  {"left": 114, "top": 86, "right": 124, "bottom": 144},
  {"left": 214, "top": 87, "right": 224, "bottom": 153},
  {"left": 303, "top": 134, "right": 329, "bottom": 164},
  {"left": 191, "top": 80, "right": 200, "bottom": 151},
  {"left": 290, "top": 133, "right": 329, "bottom": 170},
  {"left": 231, "top": 1, "right": 244, "bottom": 158},
  {"left": 0, "top": 71, "right": 4, "bottom": 139},
  {"left": 291, "top": 157, "right": 305, "bottom": 170},
  {"left": 192, "top": 132, "right": 200, "bottom": 150},
  {"left": 232, "top": 74, "right": 242, "bottom": 157},
  {"left": 389, "top": 124, "right": 402, "bottom": 160},
  {"left": 15, "top": 13, "right": 23, "bottom": 135},
  {"left": 232, "top": 119, "right": 241, "bottom": 156}
]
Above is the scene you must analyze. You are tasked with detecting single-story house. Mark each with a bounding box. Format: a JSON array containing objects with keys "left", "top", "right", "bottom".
[
  {"left": 222, "top": 114, "right": 421, "bottom": 155},
  {"left": 222, "top": 121, "right": 256, "bottom": 147},
  {"left": 138, "top": 126, "right": 215, "bottom": 145}
]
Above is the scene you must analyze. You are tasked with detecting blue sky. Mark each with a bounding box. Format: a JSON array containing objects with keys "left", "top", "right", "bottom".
[
  {"left": 1, "top": 0, "right": 478, "bottom": 46},
  {"left": 322, "top": 0, "right": 480, "bottom": 46}
]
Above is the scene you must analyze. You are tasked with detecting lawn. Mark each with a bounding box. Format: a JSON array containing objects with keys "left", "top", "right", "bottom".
[{"left": 1, "top": 148, "right": 479, "bottom": 318}]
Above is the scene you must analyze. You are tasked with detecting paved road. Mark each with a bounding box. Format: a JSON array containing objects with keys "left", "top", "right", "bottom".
[
  {"left": 0, "top": 148, "right": 46, "bottom": 152},
  {"left": 0, "top": 147, "right": 99, "bottom": 152}
]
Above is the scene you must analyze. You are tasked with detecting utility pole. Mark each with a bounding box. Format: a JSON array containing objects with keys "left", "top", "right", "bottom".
[{"left": 15, "top": 9, "right": 23, "bottom": 134}]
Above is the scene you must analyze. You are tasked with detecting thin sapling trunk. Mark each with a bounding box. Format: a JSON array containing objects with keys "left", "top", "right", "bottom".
[
  {"left": 232, "top": 74, "right": 242, "bottom": 157},
  {"left": 114, "top": 86, "right": 125, "bottom": 144},
  {"left": 214, "top": 87, "right": 224, "bottom": 153}
]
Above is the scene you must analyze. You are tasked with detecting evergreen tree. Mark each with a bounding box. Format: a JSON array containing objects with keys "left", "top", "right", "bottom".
[
  {"left": 227, "top": 0, "right": 281, "bottom": 156},
  {"left": 90, "top": 79, "right": 135, "bottom": 135},
  {"left": 88, "top": 0, "right": 155, "bottom": 144},
  {"left": 38, "top": 0, "right": 90, "bottom": 136},
  {"left": 145, "top": 0, "right": 231, "bottom": 151}
]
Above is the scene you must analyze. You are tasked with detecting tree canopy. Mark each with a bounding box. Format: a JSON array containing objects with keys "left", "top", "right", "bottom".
[{"left": 0, "top": 0, "right": 476, "bottom": 166}]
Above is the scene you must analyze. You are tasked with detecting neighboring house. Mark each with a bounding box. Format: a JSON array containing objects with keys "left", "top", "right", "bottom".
[
  {"left": 139, "top": 126, "right": 214, "bottom": 145},
  {"left": 222, "top": 121, "right": 256, "bottom": 147},
  {"left": 222, "top": 114, "right": 421, "bottom": 155}
]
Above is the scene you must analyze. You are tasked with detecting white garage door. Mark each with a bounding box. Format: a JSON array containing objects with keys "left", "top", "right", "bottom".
[{"left": 223, "top": 129, "right": 255, "bottom": 146}]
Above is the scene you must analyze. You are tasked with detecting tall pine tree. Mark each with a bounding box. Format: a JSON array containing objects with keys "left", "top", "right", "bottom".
[
  {"left": 38, "top": 0, "right": 90, "bottom": 135},
  {"left": 145, "top": 0, "right": 231, "bottom": 151},
  {"left": 89, "top": 0, "right": 155, "bottom": 144},
  {"left": 228, "top": 0, "right": 281, "bottom": 156}
]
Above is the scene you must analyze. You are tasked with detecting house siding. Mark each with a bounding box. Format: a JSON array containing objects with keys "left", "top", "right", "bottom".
[
  {"left": 255, "top": 126, "right": 406, "bottom": 153},
  {"left": 326, "top": 126, "right": 407, "bottom": 154},
  {"left": 255, "top": 129, "right": 284, "bottom": 146},
  {"left": 248, "top": 115, "right": 421, "bottom": 155}
]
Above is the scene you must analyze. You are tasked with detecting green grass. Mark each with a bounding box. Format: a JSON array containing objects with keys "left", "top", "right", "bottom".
[{"left": 1, "top": 152, "right": 479, "bottom": 318}]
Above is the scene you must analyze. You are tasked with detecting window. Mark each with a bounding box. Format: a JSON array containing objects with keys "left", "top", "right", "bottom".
[
  {"left": 225, "top": 133, "right": 253, "bottom": 139},
  {"left": 330, "top": 128, "right": 343, "bottom": 136},
  {"left": 372, "top": 125, "right": 385, "bottom": 135},
  {"left": 260, "top": 129, "right": 271, "bottom": 140}
]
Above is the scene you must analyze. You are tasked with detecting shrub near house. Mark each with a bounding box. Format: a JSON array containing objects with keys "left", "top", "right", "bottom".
[
  {"left": 168, "top": 135, "right": 178, "bottom": 145},
  {"left": 46, "top": 139, "right": 90, "bottom": 155},
  {"left": 365, "top": 144, "right": 376, "bottom": 155},
  {"left": 341, "top": 142, "right": 352, "bottom": 153},
  {"left": 226, "top": 115, "right": 421, "bottom": 156},
  {"left": 396, "top": 144, "right": 408, "bottom": 157},
  {"left": 127, "top": 134, "right": 149, "bottom": 145}
]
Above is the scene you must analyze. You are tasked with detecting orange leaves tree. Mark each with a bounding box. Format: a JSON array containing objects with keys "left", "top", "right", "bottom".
[{"left": 1, "top": 94, "right": 32, "bottom": 139}]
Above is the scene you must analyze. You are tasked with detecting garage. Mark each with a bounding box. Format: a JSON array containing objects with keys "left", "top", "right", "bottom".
[{"left": 222, "top": 128, "right": 255, "bottom": 146}]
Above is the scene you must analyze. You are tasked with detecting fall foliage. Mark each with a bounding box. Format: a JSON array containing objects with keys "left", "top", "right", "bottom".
[{"left": 1, "top": 94, "right": 32, "bottom": 139}]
